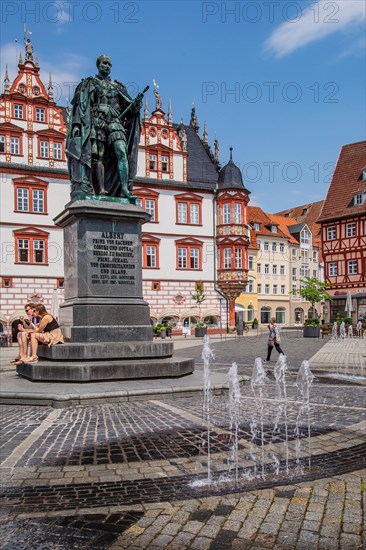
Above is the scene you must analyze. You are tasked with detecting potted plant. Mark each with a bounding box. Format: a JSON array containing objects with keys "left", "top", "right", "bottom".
[
  {"left": 252, "top": 318, "right": 258, "bottom": 330},
  {"left": 154, "top": 323, "right": 166, "bottom": 339},
  {"left": 195, "top": 322, "right": 207, "bottom": 338},
  {"left": 303, "top": 317, "right": 320, "bottom": 338},
  {"left": 320, "top": 323, "right": 329, "bottom": 337},
  {"left": 291, "top": 277, "right": 332, "bottom": 338},
  {"left": 163, "top": 324, "right": 172, "bottom": 338},
  {"left": 191, "top": 282, "right": 207, "bottom": 337}
]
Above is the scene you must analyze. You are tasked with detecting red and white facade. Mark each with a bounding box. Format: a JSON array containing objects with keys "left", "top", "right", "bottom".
[
  {"left": 318, "top": 141, "right": 366, "bottom": 322},
  {"left": 0, "top": 43, "right": 252, "bottom": 338}
]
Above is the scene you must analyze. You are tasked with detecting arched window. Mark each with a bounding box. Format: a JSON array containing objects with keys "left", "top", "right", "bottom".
[
  {"left": 204, "top": 316, "right": 218, "bottom": 326},
  {"left": 276, "top": 307, "right": 286, "bottom": 324},
  {"left": 247, "top": 304, "right": 254, "bottom": 322},
  {"left": 260, "top": 306, "right": 271, "bottom": 324},
  {"left": 294, "top": 308, "right": 304, "bottom": 324},
  {"left": 183, "top": 316, "right": 198, "bottom": 327},
  {"left": 162, "top": 316, "right": 178, "bottom": 328}
]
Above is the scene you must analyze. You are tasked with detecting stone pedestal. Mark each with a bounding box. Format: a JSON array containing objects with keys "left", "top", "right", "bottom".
[{"left": 17, "top": 198, "right": 194, "bottom": 382}]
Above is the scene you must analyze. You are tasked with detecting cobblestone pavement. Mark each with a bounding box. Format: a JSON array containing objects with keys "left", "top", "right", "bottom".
[{"left": 0, "top": 336, "right": 365, "bottom": 549}]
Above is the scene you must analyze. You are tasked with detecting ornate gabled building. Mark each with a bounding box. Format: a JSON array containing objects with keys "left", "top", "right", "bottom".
[
  {"left": 317, "top": 141, "right": 366, "bottom": 322},
  {"left": 0, "top": 38, "right": 251, "bottom": 338}
]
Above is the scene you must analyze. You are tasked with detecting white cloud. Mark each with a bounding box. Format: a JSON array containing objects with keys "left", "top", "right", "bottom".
[
  {"left": 265, "top": 0, "right": 366, "bottom": 58},
  {"left": 1, "top": 42, "right": 88, "bottom": 104}
]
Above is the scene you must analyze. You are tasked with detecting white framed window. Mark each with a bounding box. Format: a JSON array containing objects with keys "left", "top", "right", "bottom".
[
  {"left": 234, "top": 203, "right": 242, "bottom": 223},
  {"left": 18, "top": 239, "right": 29, "bottom": 262},
  {"left": 178, "top": 248, "right": 187, "bottom": 269},
  {"left": 264, "top": 264, "right": 269, "bottom": 274},
  {"left": 280, "top": 265, "right": 285, "bottom": 275},
  {"left": 145, "top": 200, "right": 155, "bottom": 221},
  {"left": 0, "top": 135, "right": 5, "bottom": 153},
  {"left": 136, "top": 198, "right": 142, "bottom": 208},
  {"left": 36, "top": 108, "right": 45, "bottom": 122},
  {"left": 33, "top": 240, "right": 44, "bottom": 263},
  {"left": 247, "top": 279, "right": 254, "bottom": 293},
  {"left": 10, "top": 137, "right": 19, "bottom": 155},
  {"left": 235, "top": 248, "right": 242, "bottom": 268},
  {"left": 328, "top": 262, "right": 338, "bottom": 276},
  {"left": 161, "top": 155, "right": 169, "bottom": 172},
  {"left": 292, "top": 248, "right": 297, "bottom": 258},
  {"left": 346, "top": 223, "right": 356, "bottom": 237},
  {"left": 265, "top": 284, "right": 270, "bottom": 294},
  {"left": 190, "top": 203, "right": 199, "bottom": 225},
  {"left": 248, "top": 255, "right": 254, "bottom": 271},
  {"left": 279, "top": 243, "right": 285, "bottom": 253},
  {"left": 273, "top": 265, "right": 277, "bottom": 275},
  {"left": 354, "top": 194, "right": 364, "bottom": 205},
  {"left": 190, "top": 248, "right": 199, "bottom": 269},
  {"left": 258, "top": 284, "right": 262, "bottom": 294},
  {"left": 312, "top": 250, "right": 317, "bottom": 262},
  {"left": 223, "top": 203, "right": 231, "bottom": 224},
  {"left": 281, "top": 285, "right": 286, "bottom": 295},
  {"left": 40, "top": 141, "right": 49, "bottom": 158},
  {"left": 313, "top": 270, "right": 317, "bottom": 278},
  {"left": 301, "top": 228, "right": 311, "bottom": 246},
  {"left": 146, "top": 246, "right": 156, "bottom": 267},
  {"left": 327, "top": 226, "right": 336, "bottom": 240},
  {"left": 257, "top": 263, "right": 261, "bottom": 273},
  {"left": 273, "top": 284, "right": 278, "bottom": 294},
  {"left": 149, "top": 154, "right": 157, "bottom": 170},
  {"left": 264, "top": 241, "right": 269, "bottom": 251},
  {"left": 292, "top": 267, "right": 297, "bottom": 280},
  {"left": 224, "top": 248, "right": 232, "bottom": 269},
  {"left": 32, "top": 189, "right": 44, "bottom": 213},
  {"left": 54, "top": 142, "right": 62, "bottom": 160},
  {"left": 17, "top": 188, "right": 29, "bottom": 211},
  {"left": 14, "top": 104, "right": 23, "bottom": 119},
  {"left": 272, "top": 242, "right": 277, "bottom": 251},
  {"left": 254, "top": 222, "right": 260, "bottom": 231},
  {"left": 348, "top": 260, "right": 357, "bottom": 275},
  {"left": 178, "top": 203, "right": 187, "bottom": 224},
  {"left": 271, "top": 226, "right": 277, "bottom": 233}
]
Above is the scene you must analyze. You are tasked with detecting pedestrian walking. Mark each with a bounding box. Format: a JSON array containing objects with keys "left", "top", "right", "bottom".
[{"left": 263, "top": 317, "right": 285, "bottom": 363}]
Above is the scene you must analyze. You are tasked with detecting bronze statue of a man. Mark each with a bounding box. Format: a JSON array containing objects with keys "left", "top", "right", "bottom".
[{"left": 66, "top": 54, "right": 147, "bottom": 201}]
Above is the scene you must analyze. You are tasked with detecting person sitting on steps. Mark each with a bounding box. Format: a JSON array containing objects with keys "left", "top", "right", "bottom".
[{"left": 17, "top": 304, "right": 64, "bottom": 364}]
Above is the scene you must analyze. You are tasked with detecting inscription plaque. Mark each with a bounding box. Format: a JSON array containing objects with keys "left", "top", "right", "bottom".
[{"left": 88, "top": 230, "right": 137, "bottom": 286}]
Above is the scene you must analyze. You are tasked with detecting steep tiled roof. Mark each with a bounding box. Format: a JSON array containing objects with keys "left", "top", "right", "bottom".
[
  {"left": 247, "top": 206, "right": 289, "bottom": 240},
  {"left": 267, "top": 213, "right": 299, "bottom": 244},
  {"left": 318, "top": 141, "right": 366, "bottom": 222},
  {"left": 275, "top": 200, "right": 323, "bottom": 239}
]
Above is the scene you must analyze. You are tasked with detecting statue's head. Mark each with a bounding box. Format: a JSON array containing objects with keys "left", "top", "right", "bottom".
[{"left": 96, "top": 54, "right": 112, "bottom": 68}]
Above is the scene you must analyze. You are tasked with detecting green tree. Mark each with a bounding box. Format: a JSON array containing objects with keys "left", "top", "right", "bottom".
[
  {"left": 191, "top": 281, "right": 206, "bottom": 324},
  {"left": 292, "top": 277, "right": 332, "bottom": 317}
]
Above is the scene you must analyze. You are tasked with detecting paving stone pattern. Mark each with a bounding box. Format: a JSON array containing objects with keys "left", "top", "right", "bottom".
[{"left": 0, "top": 336, "right": 365, "bottom": 549}]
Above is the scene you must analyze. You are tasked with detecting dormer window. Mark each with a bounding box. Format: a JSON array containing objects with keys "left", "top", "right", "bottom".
[
  {"left": 361, "top": 168, "right": 366, "bottom": 181},
  {"left": 253, "top": 222, "right": 260, "bottom": 231},
  {"left": 354, "top": 193, "right": 364, "bottom": 205},
  {"left": 301, "top": 208, "right": 308, "bottom": 215},
  {"left": 19, "top": 84, "right": 25, "bottom": 93},
  {"left": 271, "top": 226, "right": 277, "bottom": 233},
  {"left": 33, "top": 86, "right": 39, "bottom": 95}
]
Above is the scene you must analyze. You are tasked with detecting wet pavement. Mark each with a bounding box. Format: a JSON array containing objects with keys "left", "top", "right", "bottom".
[{"left": 0, "top": 334, "right": 365, "bottom": 549}]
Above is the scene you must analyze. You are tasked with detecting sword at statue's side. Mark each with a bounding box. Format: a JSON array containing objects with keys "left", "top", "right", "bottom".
[{"left": 120, "top": 85, "right": 150, "bottom": 119}]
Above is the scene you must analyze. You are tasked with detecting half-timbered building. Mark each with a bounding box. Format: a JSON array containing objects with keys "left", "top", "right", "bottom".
[{"left": 318, "top": 141, "right": 366, "bottom": 322}]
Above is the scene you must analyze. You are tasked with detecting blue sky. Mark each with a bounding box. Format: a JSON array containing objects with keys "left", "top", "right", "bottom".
[{"left": 1, "top": 0, "right": 365, "bottom": 212}]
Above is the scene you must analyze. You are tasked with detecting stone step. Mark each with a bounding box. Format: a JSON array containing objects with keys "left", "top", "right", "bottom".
[
  {"left": 38, "top": 341, "right": 174, "bottom": 361},
  {"left": 16, "top": 356, "right": 195, "bottom": 382}
]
